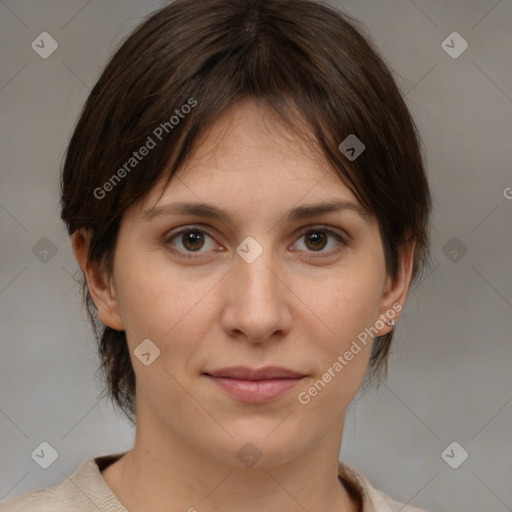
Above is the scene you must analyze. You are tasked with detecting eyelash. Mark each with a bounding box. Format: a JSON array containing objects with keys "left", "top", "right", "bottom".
[{"left": 163, "top": 224, "right": 348, "bottom": 259}]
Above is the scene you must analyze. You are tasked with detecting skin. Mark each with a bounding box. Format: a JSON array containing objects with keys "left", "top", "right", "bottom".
[{"left": 72, "top": 99, "right": 414, "bottom": 512}]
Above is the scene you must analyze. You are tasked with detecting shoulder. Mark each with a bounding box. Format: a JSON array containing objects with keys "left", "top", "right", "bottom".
[
  {"left": 0, "top": 485, "right": 73, "bottom": 512},
  {"left": 0, "top": 453, "right": 128, "bottom": 512},
  {"left": 369, "top": 489, "right": 430, "bottom": 512},
  {"left": 0, "top": 472, "right": 94, "bottom": 512},
  {"left": 337, "top": 459, "right": 432, "bottom": 512}
]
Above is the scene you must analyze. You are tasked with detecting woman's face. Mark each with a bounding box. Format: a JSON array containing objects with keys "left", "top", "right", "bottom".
[{"left": 93, "top": 100, "right": 410, "bottom": 467}]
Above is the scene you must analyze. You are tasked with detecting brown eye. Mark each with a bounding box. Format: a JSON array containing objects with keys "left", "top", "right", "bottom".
[
  {"left": 293, "top": 227, "right": 347, "bottom": 256},
  {"left": 181, "top": 230, "right": 205, "bottom": 251},
  {"left": 165, "top": 226, "right": 218, "bottom": 256},
  {"left": 304, "top": 230, "right": 328, "bottom": 251}
]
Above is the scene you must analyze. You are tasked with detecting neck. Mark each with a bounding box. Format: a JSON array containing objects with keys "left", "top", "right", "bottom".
[{"left": 101, "top": 405, "right": 359, "bottom": 512}]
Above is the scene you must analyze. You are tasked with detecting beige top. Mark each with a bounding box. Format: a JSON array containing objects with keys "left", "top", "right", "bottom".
[{"left": 0, "top": 451, "right": 429, "bottom": 511}]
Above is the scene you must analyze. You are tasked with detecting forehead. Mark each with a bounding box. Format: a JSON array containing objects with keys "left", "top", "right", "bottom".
[
  {"left": 131, "top": 99, "right": 363, "bottom": 220},
  {"left": 181, "top": 99, "right": 333, "bottom": 180}
]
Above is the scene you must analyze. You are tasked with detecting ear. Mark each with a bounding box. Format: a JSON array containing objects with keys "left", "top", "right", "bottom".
[
  {"left": 376, "top": 239, "right": 416, "bottom": 336},
  {"left": 71, "top": 229, "right": 125, "bottom": 331}
]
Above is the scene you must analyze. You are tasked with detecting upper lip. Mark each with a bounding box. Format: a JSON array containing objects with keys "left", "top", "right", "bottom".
[{"left": 204, "top": 366, "right": 305, "bottom": 380}]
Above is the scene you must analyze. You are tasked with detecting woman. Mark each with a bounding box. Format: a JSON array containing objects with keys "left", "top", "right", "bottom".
[{"left": 0, "top": 0, "right": 432, "bottom": 510}]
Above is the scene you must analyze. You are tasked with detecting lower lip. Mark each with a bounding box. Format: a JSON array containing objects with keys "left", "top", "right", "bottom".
[{"left": 205, "top": 375, "right": 304, "bottom": 403}]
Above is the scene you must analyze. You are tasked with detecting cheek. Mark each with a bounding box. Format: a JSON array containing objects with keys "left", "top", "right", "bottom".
[
  {"left": 303, "top": 267, "right": 385, "bottom": 347},
  {"left": 294, "top": 263, "right": 385, "bottom": 398},
  {"left": 113, "top": 253, "right": 215, "bottom": 359},
  {"left": 115, "top": 268, "right": 167, "bottom": 341},
  {"left": 295, "top": 292, "right": 376, "bottom": 421}
]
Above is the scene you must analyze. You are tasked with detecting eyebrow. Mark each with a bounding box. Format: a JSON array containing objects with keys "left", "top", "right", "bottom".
[{"left": 141, "top": 199, "right": 370, "bottom": 224}]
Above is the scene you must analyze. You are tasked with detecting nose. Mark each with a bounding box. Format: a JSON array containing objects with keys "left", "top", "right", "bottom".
[{"left": 220, "top": 244, "right": 293, "bottom": 344}]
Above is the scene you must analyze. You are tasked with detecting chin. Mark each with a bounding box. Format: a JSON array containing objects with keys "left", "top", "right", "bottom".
[{"left": 207, "top": 426, "right": 308, "bottom": 470}]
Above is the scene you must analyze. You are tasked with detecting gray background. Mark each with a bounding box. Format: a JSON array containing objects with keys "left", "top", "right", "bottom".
[{"left": 1, "top": 1, "right": 511, "bottom": 511}]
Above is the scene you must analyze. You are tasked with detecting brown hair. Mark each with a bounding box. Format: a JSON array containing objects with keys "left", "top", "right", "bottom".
[{"left": 60, "top": 0, "right": 431, "bottom": 424}]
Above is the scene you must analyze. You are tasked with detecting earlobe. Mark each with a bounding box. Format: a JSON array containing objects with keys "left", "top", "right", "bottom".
[{"left": 71, "top": 229, "right": 125, "bottom": 331}]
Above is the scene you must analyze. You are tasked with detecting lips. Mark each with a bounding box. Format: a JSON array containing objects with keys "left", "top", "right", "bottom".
[
  {"left": 205, "top": 366, "right": 305, "bottom": 380},
  {"left": 203, "top": 366, "right": 306, "bottom": 403}
]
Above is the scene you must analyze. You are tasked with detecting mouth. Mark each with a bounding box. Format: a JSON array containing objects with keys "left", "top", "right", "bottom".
[{"left": 203, "top": 366, "right": 306, "bottom": 403}]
